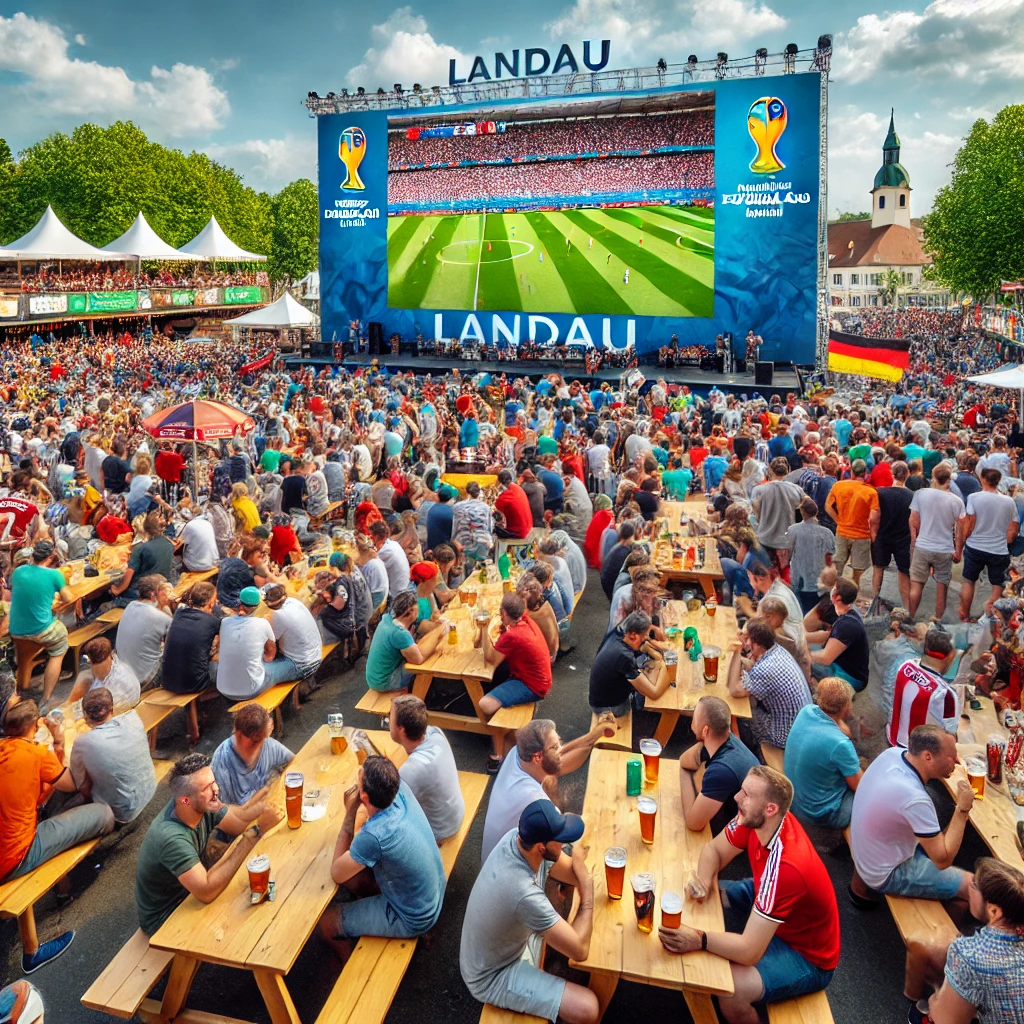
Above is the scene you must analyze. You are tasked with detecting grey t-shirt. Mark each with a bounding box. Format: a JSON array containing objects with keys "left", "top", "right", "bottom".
[
  {"left": 460, "top": 828, "right": 561, "bottom": 999},
  {"left": 70, "top": 711, "right": 157, "bottom": 823},
  {"left": 753, "top": 480, "right": 804, "bottom": 549},
  {"left": 964, "top": 490, "right": 1018, "bottom": 555},
  {"left": 115, "top": 600, "right": 171, "bottom": 685},
  {"left": 399, "top": 727, "right": 465, "bottom": 842}
]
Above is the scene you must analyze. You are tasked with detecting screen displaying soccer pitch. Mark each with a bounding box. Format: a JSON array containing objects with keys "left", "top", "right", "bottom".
[{"left": 385, "top": 91, "right": 716, "bottom": 318}]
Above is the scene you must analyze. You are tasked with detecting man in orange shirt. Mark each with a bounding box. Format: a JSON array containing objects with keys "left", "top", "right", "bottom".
[
  {"left": 824, "top": 460, "right": 878, "bottom": 588},
  {"left": 0, "top": 699, "right": 115, "bottom": 971}
]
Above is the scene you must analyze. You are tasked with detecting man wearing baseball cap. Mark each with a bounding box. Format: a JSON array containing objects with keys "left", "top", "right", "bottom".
[
  {"left": 460, "top": 799, "right": 598, "bottom": 1023},
  {"left": 214, "top": 587, "right": 278, "bottom": 702}
]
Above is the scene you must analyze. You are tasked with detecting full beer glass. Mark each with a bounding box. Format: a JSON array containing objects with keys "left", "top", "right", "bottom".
[
  {"left": 638, "top": 796, "right": 657, "bottom": 845},
  {"left": 247, "top": 853, "right": 270, "bottom": 896},
  {"left": 632, "top": 873, "right": 656, "bottom": 933},
  {"left": 285, "top": 772, "right": 303, "bottom": 829},
  {"left": 604, "top": 847, "right": 627, "bottom": 900},
  {"left": 639, "top": 738, "right": 662, "bottom": 786},
  {"left": 661, "top": 891, "right": 682, "bottom": 929}
]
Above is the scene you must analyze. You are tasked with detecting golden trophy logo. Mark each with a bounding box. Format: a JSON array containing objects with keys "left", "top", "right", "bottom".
[
  {"left": 339, "top": 126, "right": 367, "bottom": 191},
  {"left": 747, "top": 97, "right": 787, "bottom": 174}
]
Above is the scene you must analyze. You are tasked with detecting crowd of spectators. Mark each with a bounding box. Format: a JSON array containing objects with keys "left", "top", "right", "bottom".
[
  {"left": 389, "top": 110, "right": 715, "bottom": 169},
  {"left": 11, "top": 265, "right": 268, "bottom": 295},
  {"left": 389, "top": 152, "right": 715, "bottom": 205}
]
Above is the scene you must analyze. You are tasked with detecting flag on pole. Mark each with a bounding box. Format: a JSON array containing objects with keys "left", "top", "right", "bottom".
[{"left": 827, "top": 329, "right": 910, "bottom": 382}]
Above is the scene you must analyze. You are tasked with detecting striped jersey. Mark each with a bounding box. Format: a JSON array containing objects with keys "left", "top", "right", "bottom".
[{"left": 887, "top": 659, "right": 958, "bottom": 748}]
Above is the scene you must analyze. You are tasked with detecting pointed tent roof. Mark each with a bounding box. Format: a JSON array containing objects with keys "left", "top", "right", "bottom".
[
  {"left": 101, "top": 212, "right": 187, "bottom": 260},
  {"left": 0, "top": 205, "right": 130, "bottom": 260},
  {"left": 176, "top": 215, "right": 266, "bottom": 261},
  {"left": 225, "top": 291, "right": 318, "bottom": 328}
]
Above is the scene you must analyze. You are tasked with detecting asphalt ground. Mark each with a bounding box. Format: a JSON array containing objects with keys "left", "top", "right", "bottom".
[{"left": 1, "top": 559, "right": 993, "bottom": 1024}]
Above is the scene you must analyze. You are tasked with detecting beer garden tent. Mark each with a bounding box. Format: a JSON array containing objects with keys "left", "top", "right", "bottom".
[
  {"left": 225, "top": 291, "right": 319, "bottom": 328},
  {"left": 966, "top": 363, "right": 1024, "bottom": 418},
  {"left": 100, "top": 212, "right": 188, "bottom": 260},
  {"left": 176, "top": 215, "right": 266, "bottom": 262},
  {"left": 0, "top": 205, "right": 129, "bottom": 260}
]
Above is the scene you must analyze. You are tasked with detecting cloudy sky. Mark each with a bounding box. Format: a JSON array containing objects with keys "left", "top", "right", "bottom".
[{"left": 0, "top": 0, "right": 1019, "bottom": 216}]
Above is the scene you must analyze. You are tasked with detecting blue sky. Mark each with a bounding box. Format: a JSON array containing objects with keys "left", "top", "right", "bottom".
[{"left": 0, "top": 1, "right": 1019, "bottom": 216}]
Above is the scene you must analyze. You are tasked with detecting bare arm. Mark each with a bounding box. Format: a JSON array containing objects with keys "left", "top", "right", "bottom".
[
  {"left": 909, "top": 509, "right": 921, "bottom": 547},
  {"left": 868, "top": 507, "right": 880, "bottom": 542},
  {"left": 541, "top": 846, "right": 594, "bottom": 963},
  {"left": 262, "top": 638, "right": 277, "bottom": 662},
  {"left": 177, "top": 832, "right": 260, "bottom": 903},
  {"left": 844, "top": 770, "right": 863, "bottom": 792},
  {"left": 928, "top": 979, "right": 978, "bottom": 1024},
  {"left": 627, "top": 660, "right": 673, "bottom": 701},
  {"left": 918, "top": 783, "right": 972, "bottom": 870},
  {"left": 679, "top": 763, "right": 724, "bottom": 832},
  {"left": 726, "top": 650, "right": 751, "bottom": 699},
  {"left": 811, "top": 637, "right": 848, "bottom": 667},
  {"left": 402, "top": 620, "right": 449, "bottom": 666}
]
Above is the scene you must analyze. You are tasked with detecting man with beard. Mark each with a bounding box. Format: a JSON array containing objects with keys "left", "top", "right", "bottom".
[
  {"left": 659, "top": 765, "right": 840, "bottom": 1023},
  {"left": 479, "top": 717, "right": 614, "bottom": 863},
  {"left": 460, "top": 799, "right": 598, "bottom": 1024}
]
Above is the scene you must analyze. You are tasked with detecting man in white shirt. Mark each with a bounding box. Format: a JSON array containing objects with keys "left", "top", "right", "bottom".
[
  {"left": 115, "top": 575, "right": 172, "bottom": 687},
  {"left": 264, "top": 583, "right": 323, "bottom": 682},
  {"left": 908, "top": 464, "right": 966, "bottom": 622},
  {"left": 370, "top": 520, "right": 411, "bottom": 595},
  {"left": 215, "top": 586, "right": 279, "bottom": 700},
  {"left": 480, "top": 717, "right": 612, "bottom": 862},
  {"left": 850, "top": 724, "right": 973, "bottom": 907},
  {"left": 957, "top": 467, "right": 1019, "bottom": 620},
  {"left": 390, "top": 695, "right": 465, "bottom": 843},
  {"left": 180, "top": 514, "right": 220, "bottom": 572},
  {"left": 351, "top": 440, "right": 374, "bottom": 482}
]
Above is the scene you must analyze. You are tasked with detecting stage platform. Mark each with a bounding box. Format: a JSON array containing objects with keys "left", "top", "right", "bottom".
[{"left": 285, "top": 352, "right": 802, "bottom": 396}]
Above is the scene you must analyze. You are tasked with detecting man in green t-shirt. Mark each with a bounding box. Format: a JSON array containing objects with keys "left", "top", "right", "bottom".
[
  {"left": 9, "top": 541, "right": 76, "bottom": 710},
  {"left": 662, "top": 457, "right": 693, "bottom": 500},
  {"left": 364, "top": 591, "right": 450, "bottom": 692},
  {"left": 260, "top": 446, "right": 282, "bottom": 474},
  {"left": 135, "top": 752, "right": 282, "bottom": 936}
]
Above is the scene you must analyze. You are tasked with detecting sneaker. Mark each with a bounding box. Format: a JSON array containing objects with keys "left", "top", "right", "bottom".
[
  {"left": 22, "top": 930, "right": 74, "bottom": 974},
  {"left": 907, "top": 1002, "right": 932, "bottom": 1024}
]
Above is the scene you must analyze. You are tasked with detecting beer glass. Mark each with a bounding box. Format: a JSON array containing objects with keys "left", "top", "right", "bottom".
[
  {"left": 285, "top": 772, "right": 304, "bottom": 829},
  {"left": 631, "top": 873, "right": 656, "bottom": 933},
  {"left": 705, "top": 598, "right": 717, "bottom": 619},
  {"left": 328, "top": 713, "right": 347, "bottom": 754},
  {"left": 639, "top": 738, "right": 662, "bottom": 786},
  {"left": 465, "top": 588, "right": 478, "bottom": 608},
  {"left": 661, "top": 891, "right": 682, "bottom": 929},
  {"left": 966, "top": 758, "right": 986, "bottom": 800},
  {"left": 638, "top": 796, "right": 658, "bottom": 845},
  {"left": 604, "top": 847, "right": 627, "bottom": 900},
  {"left": 703, "top": 645, "right": 721, "bottom": 684},
  {"left": 247, "top": 853, "right": 270, "bottom": 896}
]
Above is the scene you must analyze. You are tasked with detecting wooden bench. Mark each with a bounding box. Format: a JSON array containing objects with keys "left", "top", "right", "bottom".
[
  {"left": 80, "top": 927, "right": 175, "bottom": 1019},
  {"left": 0, "top": 839, "right": 100, "bottom": 956},
  {"left": 141, "top": 686, "right": 218, "bottom": 748},
  {"left": 591, "top": 710, "right": 633, "bottom": 752},
  {"left": 479, "top": 1006, "right": 547, "bottom": 1024},
  {"left": 489, "top": 702, "right": 536, "bottom": 732},
  {"left": 67, "top": 610, "right": 123, "bottom": 675},
  {"left": 884, "top": 894, "right": 959, "bottom": 950},
  {"left": 766, "top": 991, "right": 835, "bottom": 1024},
  {"left": 761, "top": 742, "right": 785, "bottom": 773},
  {"left": 12, "top": 636, "right": 47, "bottom": 690},
  {"left": 355, "top": 688, "right": 399, "bottom": 719},
  {"left": 315, "top": 771, "right": 489, "bottom": 1024},
  {"left": 136, "top": 700, "right": 185, "bottom": 755},
  {"left": 228, "top": 682, "right": 300, "bottom": 735}
]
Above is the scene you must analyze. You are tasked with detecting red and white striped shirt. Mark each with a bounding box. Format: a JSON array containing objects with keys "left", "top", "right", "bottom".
[{"left": 888, "top": 659, "right": 958, "bottom": 748}]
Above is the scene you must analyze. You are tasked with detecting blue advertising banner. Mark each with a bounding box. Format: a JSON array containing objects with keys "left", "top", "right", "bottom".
[{"left": 317, "top": 72, "right": 821, "bottom": 363}]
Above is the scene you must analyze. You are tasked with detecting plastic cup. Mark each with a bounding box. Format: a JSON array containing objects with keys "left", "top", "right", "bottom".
[{"left": 631, "top": 872, "right": 656, "bottom": 932}]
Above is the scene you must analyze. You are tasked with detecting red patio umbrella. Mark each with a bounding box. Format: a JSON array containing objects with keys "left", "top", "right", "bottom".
[{"left": 142, "top": 399, "right": 255, "bottom": 497}]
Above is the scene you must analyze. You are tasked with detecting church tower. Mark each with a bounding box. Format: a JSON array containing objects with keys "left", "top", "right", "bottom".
[{"left": 870, "top": 110, "right": 911, "bottom": 229}]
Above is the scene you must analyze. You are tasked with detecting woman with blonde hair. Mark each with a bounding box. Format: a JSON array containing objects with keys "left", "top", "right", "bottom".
[{"left": 230, "top": 481, "right": 261, "bottom": 532}]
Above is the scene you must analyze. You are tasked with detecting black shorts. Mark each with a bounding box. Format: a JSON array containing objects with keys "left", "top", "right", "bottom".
[
  {"left": 871, "top": 535, "right": 911, "bottom": 574},
  {"left": 962, "top": 545, "right": 1010, "bottom": 586}
]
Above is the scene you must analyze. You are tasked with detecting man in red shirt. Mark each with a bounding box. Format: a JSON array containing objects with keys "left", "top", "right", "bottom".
[
  {"left": 154, "top": 444, "right": 186, "bottom": 502},
  {"left": 0, "top": 496, "right": 42, "bottom": 548},
  {"left": 480, "top": 593, "right": 552, "bottom": 712},
  {"left": 493, "top": 469, "right": 533, "bottom": 539},
  {"left": 659, "top": 765, "right": 839, "bottom": 1022}
]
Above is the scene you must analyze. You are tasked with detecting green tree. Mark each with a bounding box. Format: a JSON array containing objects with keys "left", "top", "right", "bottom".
[
  {"left": 924, "top": 105, "right": 1024, "bottom": 299},
  {"left": 836, "top": 211, "right": 870, "bottom": 221},
  {"left": 878, "top": 268, "right": 902, "bottom": 306},
  {"left": 268, "top": 179, "right": 319, "bottom": 285},
  {"left": 0, "top": 139, "right": 12, "bottom": 170}
]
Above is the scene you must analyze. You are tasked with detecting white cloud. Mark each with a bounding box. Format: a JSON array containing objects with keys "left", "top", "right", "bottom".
[
  {"left": 74, "top": 32, "right": 85, "bottom": 46},
  {"left": 206, "top": 134, "right": 317, "bottom": 192},
  {"left": 346, "top": 7, "right": 468, "bottom": 90},
  {"left": 834, "top": 0, "right": 1024, "bottom": 84},
  {"left": 685, "top": 0, "right": 786, "bottom": 48},
  {"left": 0, "top": 12, "right": 229, "bottom": 135}
]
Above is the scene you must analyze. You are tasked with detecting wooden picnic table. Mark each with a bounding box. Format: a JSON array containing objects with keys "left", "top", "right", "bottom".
[
  {"left": 53, "top": 559, "right": 119, "bottom": 611},
  {"left": 172, "top": 567, "right": 218, "bottom": 600},
  {"left": 947, "top": 700, "right": 1023, "bottom": 866},
  {"left": 652, "top": 505, "right": 723, "bottom": 601},
  {"left": 571, "top": 748, "right": 734, "bottom": 1023},
  {"left": 147, "top": 728, "right": 405, "bottom": 1024},
  {"left": 645, "top": 602, "right": 751, "bottom": 748}
]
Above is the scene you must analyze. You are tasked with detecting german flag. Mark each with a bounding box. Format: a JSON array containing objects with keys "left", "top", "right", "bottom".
[{"left": 827, "top": 329, "right": 910, "bottom": 382}]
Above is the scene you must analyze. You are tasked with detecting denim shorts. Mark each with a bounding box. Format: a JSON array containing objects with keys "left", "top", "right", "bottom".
[
  {"left": 876, "top": 847, "right": 966, "bottom": 901},
  {"left": 476, "top": 954, "right": 566, "bottom": 1022},
  {"left": 722, "top": 880, "right": 835, "bottom": 1003},
  {"left": 337, "top": 894, "right": 423, "bottom": 939},
  {"left": 487, "top": 677, "right": 538, "bottom": 708}
]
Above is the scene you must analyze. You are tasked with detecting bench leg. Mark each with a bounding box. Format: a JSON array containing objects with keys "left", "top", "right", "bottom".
[
  {"left": 587, "top": 971, "right": 619, "bottom": 1023},
  {"left": 149, "top": 725, "right": 159, "bottom": 756},
  {"left": 254, "top": 968, "right": 301, "bottom": 1024},
  {"left": 159, "top": 954, "right": 200, "bottom": 1022},
  {"left": 186, "top": 702, "right": 201, "bottom": 747},
  {"left": 652, "top": 711, "right": 679, "bottom": 749},
  {"left": 17, "top": 907, "right": 39, "bottom": 955},
  {"left": 683, "top": 990, "right": 718, "bottom": 1024},
  {"left": 275, "top": 707, "right": 285, "bottom": 739}
]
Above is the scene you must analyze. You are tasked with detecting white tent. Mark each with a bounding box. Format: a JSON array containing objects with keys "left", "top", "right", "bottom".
[
  {"left": 0, "top": 205, "right": 129, "bottom": 260},
  {"left": 176, "top": 215, "right": 266, "bottom": 261},
  {"left": 101, "top": 212, "right": 187, "bottom": 260},
  {"left": 967, "top": 363, "right": 1024, "bottom": 417},
  {"left": 294, "top": 269, "right": 319, "bottom": 301},
  {"left": 226, "top": 291, "right": 319, "bottom": 328}
]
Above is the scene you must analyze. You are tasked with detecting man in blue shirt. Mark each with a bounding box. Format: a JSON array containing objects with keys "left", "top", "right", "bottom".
[
  {"left": 318, "top": 755, "right": 445, "bottom": 962},
  {"left": 768, "top": 421, "right": 797, "bottom": 461},
  {"left": 679, "top": 695, "right": 759, "bottom": 835},
  {"left": 536, "top": 455, "right": 564, "bottom": 512},
  {"left": 426, "top": 485, "right": 456, "bottom": 552},
  {"left": 210, "top": 702, "right": 294, "bottom": 806},
  {"left": 783, "top": 678, "right": 862, "bottom": 829}
]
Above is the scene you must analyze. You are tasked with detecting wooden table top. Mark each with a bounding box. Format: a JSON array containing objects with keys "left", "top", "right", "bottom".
[
  {"left": 54, "top": 560, "right": 118, "bottom": 609},
  {"left": 653, "top": 536, "right": 723, "bottom": 582},
  {"left": 571, "top": 749, "right": 734, "bottom": 995},
  {"left": 172, "top": 568, "right": 219, "bottom": 600},
  {"left": 947, "top": 701, "right": 1023, "bottom": 865},
  {"left": 645, "top": 602, "right": 751, "bottom": 720},
  {"left": 149, "top": 728, "right": 405, "bottom": 973}
]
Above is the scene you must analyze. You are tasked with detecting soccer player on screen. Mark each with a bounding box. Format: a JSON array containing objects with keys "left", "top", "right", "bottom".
[
  {"left": 588, "top": 237, "right": 593, "bottom": 249},
  {"left": 623, "top": 269, "right": 630, "bottom": 285},
  {"left": 606, "top": 253, "right": 612, "bottom": 266}
]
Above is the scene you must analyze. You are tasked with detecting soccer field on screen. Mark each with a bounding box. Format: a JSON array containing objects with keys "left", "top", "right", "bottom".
[{"left": 386, "top": 206, "right": 714, "bottom": 318}]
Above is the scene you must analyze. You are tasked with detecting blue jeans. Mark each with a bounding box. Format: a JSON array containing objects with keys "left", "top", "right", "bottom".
[
  {"left": 796, "top": 590, "right": 820, "bottom": 614},
  {"left": 262, "top": 656, "right": 321, "bottom": 687},
  {"left": 720, "top": 557, "right": 754, "bottom": 601},
  {"left": 797, "top": 788, "right": 855, "bottom": 831},
  {"left": 4, "top": 802, "right": 115, "bottom": 881},
  {"left": 487, "top": 677, "right": 538, "bottom": 708},
  {"left": 722, "top": 880, "right": 834, "bottom": 1003},
  {"left": 877, "top": 847, "right": 966, "bottom": 901},
  {"left": 810, "top": 660, "right": 866, "bottom": 692}
]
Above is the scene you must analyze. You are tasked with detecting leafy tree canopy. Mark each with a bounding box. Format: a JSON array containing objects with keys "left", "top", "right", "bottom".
[
  {"left": 924, "top": 105, "right": 1024, "bottom": 299},
  {"left": 0, "top": 122, "right": 318, "bottom": 284},
  {"left": 835, "top": 211, "right": 870, "bottom": 221}
]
